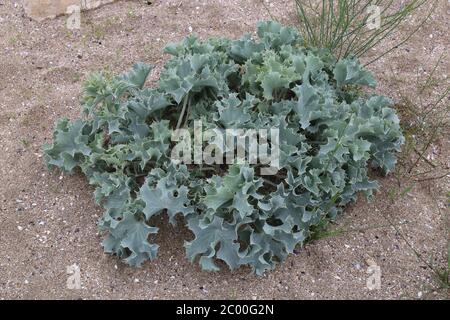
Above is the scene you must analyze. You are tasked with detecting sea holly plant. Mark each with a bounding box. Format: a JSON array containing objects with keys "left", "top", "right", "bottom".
[{"left": 44, "top": 21, "right": 404, "bottom": 275}]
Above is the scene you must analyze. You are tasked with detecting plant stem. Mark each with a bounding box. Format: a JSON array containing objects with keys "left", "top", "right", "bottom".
[{"left": 176, "top": 94, "right": 189, "bottom": 130}]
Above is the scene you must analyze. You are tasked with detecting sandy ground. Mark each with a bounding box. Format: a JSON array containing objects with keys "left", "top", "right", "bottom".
[{"left": 0, "top": 0, "right": 449, "bottom": 299}]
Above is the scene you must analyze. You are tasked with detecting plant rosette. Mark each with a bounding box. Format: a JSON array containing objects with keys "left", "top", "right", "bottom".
[{"left": 44, "top": 21, "right": 404, "bottom": 275}]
